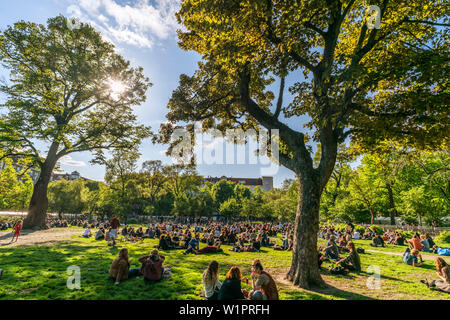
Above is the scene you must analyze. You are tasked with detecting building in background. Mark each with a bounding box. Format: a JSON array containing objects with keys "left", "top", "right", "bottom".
[{"left": 203, "top": 176, "right": 273, "bottom": 191}]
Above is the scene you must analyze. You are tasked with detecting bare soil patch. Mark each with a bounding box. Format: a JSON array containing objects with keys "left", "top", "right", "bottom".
[{"left": 0, "top": 228, "right": 81, "bottom": 247}]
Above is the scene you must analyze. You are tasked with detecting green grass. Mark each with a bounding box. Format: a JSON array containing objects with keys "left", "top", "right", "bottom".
[{"left": 0, "top": 229, "right": 448, "bottom": 300}]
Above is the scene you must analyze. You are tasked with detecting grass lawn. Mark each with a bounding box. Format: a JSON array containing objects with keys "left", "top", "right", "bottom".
[{"left": 0, "top": 228, "right": 449, "bottom": 300}]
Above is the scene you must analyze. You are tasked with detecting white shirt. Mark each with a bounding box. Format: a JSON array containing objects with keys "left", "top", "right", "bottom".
[{"left": 353, "top": 231, "right": 361, "bottom": 239}]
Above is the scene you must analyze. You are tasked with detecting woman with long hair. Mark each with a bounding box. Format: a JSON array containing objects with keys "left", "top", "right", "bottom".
[
  {"left": 109, "top": 248, "right": 140, "bottom": 285},
  {"left": 421, "top": 257, "right": 450, "bottom": 293},
  {"left": 336, "top": 241, "right": 361, "bottom": 272},
  {"left": 202, "top": 260, "right": 222, "bottom": 300},
  {"left": 218, "top": 266, "right": 246, "bottom": 300}
]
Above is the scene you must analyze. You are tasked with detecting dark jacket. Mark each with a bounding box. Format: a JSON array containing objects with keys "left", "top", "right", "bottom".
[
  {"left": 218, "top": 278, "right": 245, "bottom": 300},
  {"left": 139, "top": 255, "right": 165, "bottom": 281}
]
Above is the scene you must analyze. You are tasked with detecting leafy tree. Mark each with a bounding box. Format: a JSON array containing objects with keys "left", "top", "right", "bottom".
[
  {"left": 104, "top": 148, "right": 140, "bottom": 217},
  {"left": 167, "top": 0, "right": 448, "bottom": 288},
  {"left": 48, "top": 179, "right": 87, "bottom": 216},
  {"left": 0, "top": 159, "right": 33, "bottom": 210},
  {"left": 211, "top": 180, "right": 236, "bottom": 205},
  {"left": 0, "top": 16, "right": 152, "bottom": 228},
  {"left": 219, "top": 197, "right": 241, "bottom": 218}
]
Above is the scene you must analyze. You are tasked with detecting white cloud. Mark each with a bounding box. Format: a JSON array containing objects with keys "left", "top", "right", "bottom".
[
  {"left": 59, "top": 155, "right": 87, "bottom": 167},
  {"left": 66, "top": 0, "right": 181, "bottom": 49}
]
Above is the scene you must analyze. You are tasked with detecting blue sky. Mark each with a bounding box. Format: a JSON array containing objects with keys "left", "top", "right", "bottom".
[{"left": 0, "top": 0, "right": 354, "bottom": 187}]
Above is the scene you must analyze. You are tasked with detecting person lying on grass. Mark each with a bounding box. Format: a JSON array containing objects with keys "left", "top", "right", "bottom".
[
  {"left": 139, "top": 249, "right": 166, "bottom": 282},
  {"left": 202, "top": 260, "right": 222, "bottom": 300},
  {"left": 109, "top": 248, "right": 140, "bottom": 285},
  {"left": 195, "top": 241, "right": 223, "bottom": 254},
  {"left": 218, "top": 266, "right": 246, "bottom": 300},
  {"left": 242, "top": 259, "right": 279, "bottom": 300},
  {"left": 420, "top": 257, "right": 450, "bottom": 293},
  {"left": 335, "top": 242, "right": 361, "bottom": 273},
  {"left": 402, "top": 248, "right": 424, "bottom": 267}
]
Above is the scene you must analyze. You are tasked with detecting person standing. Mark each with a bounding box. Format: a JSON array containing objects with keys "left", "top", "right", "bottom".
[
  {"left": 110, "top": 216, "right": 120, "bottom": 246},
  {"left": 10, "top": 220, "right": 23, "bottom": 243}
]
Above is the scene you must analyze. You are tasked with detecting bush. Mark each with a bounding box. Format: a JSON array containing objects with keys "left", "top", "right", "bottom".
[
  {"left": 369, "top": 225, "right": 384, "bottom": 235},
  {"left": 396, "top": 229, "right": 414, "bottom": 239},
  {"left": 435, "top": 230, "right": 450, "bottom": 245},
  {"left": 354, "top": 225, "right": 366, "bottom": 235}
]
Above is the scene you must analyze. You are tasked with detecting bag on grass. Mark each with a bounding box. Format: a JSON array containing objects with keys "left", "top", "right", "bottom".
[
  {"left": 437, "top": 248, "right": 450, "bottom": 256},
  {"left": 357, "top": 248, "right": 365, "bottom": 254},
  {"left": 329, "top": 266, "right": 348, "bottom": 275}
]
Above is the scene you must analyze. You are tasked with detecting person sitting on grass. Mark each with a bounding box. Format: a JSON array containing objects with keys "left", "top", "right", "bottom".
[
  {"left": 421, "top": 257, "right": 450, "bottom": 293},
  {"left": 95, "top": 227, "right": 105, "bottom": 240},
  {"left": 109, "top": 248, "right": 140, "bottom": 285},
  {"left": 196, "top": 241, "right": 223, "bottom": 254},
  {"left": 335, "top": 242, "right": 361, "bottom": 272},
  {"left": 158, "top": 234, "right": 171, "bottom": 250},
  {"left": 392, "top": 232, "right": 405, "bottom": 246},
  {"left": 218, "top": 266, "right": 246, "bottom": 300},
  {"left": 322, "top": 235, "right": 340, "bottom": 261},
  {"left": 242, "top": 260, "right": 279, "bottom": 300},
  {"left": 81, "top": 226, "right": 92, "bottom": 238},
  {"left": 139, "top": 249, "right": 166, "bottom": 282},
  {"left": 183, "top": 234, "right": 200, "bottom": 254},
  {"left": 407, "top": 233, "right": 423, "bottom": 251},
  {"left": 424, "top": 233, "right": 435, "bottom": 248},
  {"left": 202, "top": 260, "right": 222, "bottom": 300},
  {"left": 402, "top": 248, "right": 424, "bottom": 267},
  {"left": 352, "top": 229, "right": 361, "bottom": 240},
  {"left": 370, "top": 233, "right": 385, "bottom": 247},
  {"left": 338, "top": 235, "right": 348, "bottom": 252}
]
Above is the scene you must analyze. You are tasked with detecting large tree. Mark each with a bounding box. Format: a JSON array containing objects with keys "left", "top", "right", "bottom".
[
  {"left": 164, "top": 1, "right": 448, "bottom": 288},
  {"left": 0, "top": 16, "right": 152, "bottom": 228}
]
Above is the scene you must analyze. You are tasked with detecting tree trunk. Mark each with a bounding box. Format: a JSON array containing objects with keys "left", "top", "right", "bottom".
[
  {"left": 386, "top": 182, "right": 397, "bottom": 225},
  {"left": 370, "top": 208, "right": 375, "bottom": 225},
  {"left": 23, "top": 142, "right": 59, "bottom": 229},
  {"left": 286, "top": 173, "right": 326, "bottom": 289}
]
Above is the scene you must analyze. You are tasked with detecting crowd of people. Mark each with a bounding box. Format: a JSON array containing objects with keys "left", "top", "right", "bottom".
[{"left": 2, "top": 215, "right": 449, "bottom": 296}]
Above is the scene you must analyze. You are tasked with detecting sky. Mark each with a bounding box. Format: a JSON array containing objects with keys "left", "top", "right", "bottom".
[{"left": 0, "top": 0, "right": 357, "bottom": 188}]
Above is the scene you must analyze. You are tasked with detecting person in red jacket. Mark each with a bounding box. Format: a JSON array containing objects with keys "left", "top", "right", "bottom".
[
  {"left": 11, "top": 220, "right": 23, "bottom": 243},
  {"left": 139, "top": 249, "right": 166, "bottom": 281}
]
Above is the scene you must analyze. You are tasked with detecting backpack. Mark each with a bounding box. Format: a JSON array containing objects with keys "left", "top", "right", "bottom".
[{"left": 357, "top": 248, "right": 365, "bottom": 254}]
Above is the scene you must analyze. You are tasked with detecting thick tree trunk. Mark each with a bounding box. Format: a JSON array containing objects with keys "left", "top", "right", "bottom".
[
  {"left": 23, "top": 143, "right": 59, "bottom": 229},
  {"left": 286, "top": 173, "right": 326, "bottom": 289},
  {"left": 386, "top": 183, "right": 397, "bottom": 225}
]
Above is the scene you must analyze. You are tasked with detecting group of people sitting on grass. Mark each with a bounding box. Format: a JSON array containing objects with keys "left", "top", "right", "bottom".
[
  {"left": 318, "top": 234, "right": 362, "bottom": 273},
  {"left": 109, "top": 248, "right": 169, "bottom": 285},
  {"left": 202, "top": 259, "right": 279, "bottom": 300}
]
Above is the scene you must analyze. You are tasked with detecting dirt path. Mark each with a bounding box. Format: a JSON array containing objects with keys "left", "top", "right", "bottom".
[
  {"left": 0, "top": 228, "right": 81, "bottom": 248},
  {"left": 365, "top": 249, "right": 450, "bottom": 263}
]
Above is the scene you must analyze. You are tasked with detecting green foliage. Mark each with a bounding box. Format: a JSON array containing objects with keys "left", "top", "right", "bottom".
[
  {"left": 369, "top": 225, "right": 384, "bottom": 235},
  {"left": 435, "top": 230, "right": 450, "bottom": 245}
]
